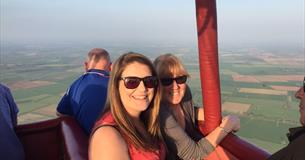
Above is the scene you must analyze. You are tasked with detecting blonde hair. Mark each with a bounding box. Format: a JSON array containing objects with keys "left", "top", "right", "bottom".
[
  {"left": 103, "top": 52, "right": 162, "bottom": 150},
  {"left": 154, "top": 53, "right": 189, "bottom": 78}
]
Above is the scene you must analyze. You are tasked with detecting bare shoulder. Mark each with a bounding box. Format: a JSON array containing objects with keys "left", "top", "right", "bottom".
[{"left": 89, "top": 126, "right": 129, "bottom": 160}]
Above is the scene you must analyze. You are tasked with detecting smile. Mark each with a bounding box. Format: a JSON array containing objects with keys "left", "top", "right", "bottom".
[
  {"left": 132, "top": 95, "right": 148, "bottom": 100},
  {"left": 169, "top": 90, "right": 180, "bottom": 95}
]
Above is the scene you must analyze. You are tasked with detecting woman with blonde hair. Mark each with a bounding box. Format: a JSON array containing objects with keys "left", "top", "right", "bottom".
[
  {"left": 154, "top": 54, "right": 240, "bottom": 160},
  {"left": 90, "top": 52, "right": 166, "bottom": 160}
]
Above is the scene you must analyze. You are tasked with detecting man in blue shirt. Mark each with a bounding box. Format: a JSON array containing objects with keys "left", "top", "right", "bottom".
[
  {"left": 57, "top": 48, "right": 111, "bottom": 135},
  {"left": 0, "top": 83, "right": 24, "bottom": 160}
]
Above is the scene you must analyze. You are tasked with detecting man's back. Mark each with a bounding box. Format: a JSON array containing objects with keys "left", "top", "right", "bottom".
[
  {"left": 57, "top": 69, "right": 109, "bottom": 135},
  {"left": 57, "top": 48, "right": 111, "bottom": 135}
]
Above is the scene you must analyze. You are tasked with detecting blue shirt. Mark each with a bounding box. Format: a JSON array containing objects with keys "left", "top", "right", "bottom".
[
  {"left": 0, "top": 84, "right": 19, "bottom": 129},
  {"left": 57, "top": 69, "right": 109, "bottom": 135},
  {"left": 0, "top": 84, "right": 24, "bottom": 160}
]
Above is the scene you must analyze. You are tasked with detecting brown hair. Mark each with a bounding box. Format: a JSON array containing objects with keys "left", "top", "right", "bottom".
[
  {"left": 153, "top": 53, "right": 189, "bottom": 79},
  {"left": 103, "top": 52, "right": 162, "bottom": 150}
]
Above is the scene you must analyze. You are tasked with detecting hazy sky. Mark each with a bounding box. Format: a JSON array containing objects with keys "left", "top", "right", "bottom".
[{"left": 1, "top": 0, "right": 304, "bottom": 46}]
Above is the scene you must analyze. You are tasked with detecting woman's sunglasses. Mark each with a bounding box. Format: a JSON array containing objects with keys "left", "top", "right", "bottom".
[
  {"left": 120, "top": 76, "right": 158, "bottom": 89},
  {"left": 160, "top": 75, "right": 187, "bottom": 86}
]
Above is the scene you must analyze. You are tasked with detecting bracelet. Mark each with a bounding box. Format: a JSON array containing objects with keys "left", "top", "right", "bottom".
[{"left": 219, "top": 126, "right": 230, "bottom": 134}]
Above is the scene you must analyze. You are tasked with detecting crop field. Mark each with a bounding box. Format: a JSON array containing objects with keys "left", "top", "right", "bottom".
[
  {"left": 1, "top": 44, "right": 303, "bottom": 153},
  {"left": 222, "top": 102, "right": 251, "bottom": 115},
  {"left": 270, "top": 85, "right": 300, "bottom": 91},
  {"left": 238, "top": 88, "right": 287, "bottom": 95}
]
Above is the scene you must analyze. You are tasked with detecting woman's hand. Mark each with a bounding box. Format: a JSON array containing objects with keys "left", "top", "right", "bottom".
[
  {"left": 220, "top": 115, "right": 240, "bottom": 133},
  {"left": 205, "top": 115, "right": 240, "bottom": 147}
]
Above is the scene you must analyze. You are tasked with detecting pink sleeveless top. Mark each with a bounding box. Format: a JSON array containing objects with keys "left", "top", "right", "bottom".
[{"left": 92, "top": 112, "right": 166, "bottom": 160}]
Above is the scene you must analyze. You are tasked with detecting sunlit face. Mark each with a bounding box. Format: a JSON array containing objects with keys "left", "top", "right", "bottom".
[
  {"left": 162, "top": 73, "right": 186, "bottom": 105},
  {"left": 295, "top": 87, "right": 305, "bottom": 126},
  {"left": 119, "top": 62, "right": 154, "bottom": 117}
]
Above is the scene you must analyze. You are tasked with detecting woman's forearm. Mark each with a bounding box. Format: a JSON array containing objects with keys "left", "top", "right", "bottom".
[{"left": 205, "top": 126, "right": 229, "bottom": 147}]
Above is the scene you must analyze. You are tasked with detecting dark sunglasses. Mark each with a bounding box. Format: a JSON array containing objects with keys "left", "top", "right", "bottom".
[
  {"left": 160, "top": 75, "right": 187, "bottom": 86},
  {"left": 120, "top": 76, "right": 158, "bottom": 89}
]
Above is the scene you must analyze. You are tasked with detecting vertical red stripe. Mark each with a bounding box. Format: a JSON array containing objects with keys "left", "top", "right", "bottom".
[{"left": 195, "top": 0, "right": 221, "bottom": 133}]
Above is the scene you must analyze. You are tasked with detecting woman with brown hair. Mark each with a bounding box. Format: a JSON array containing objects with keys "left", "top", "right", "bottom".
[
  {"left": 154, "top": 54, "right": 240, "bottom": 160},
  {"left": 89, "top": 52, "right": 166, "bottom": 160}
]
